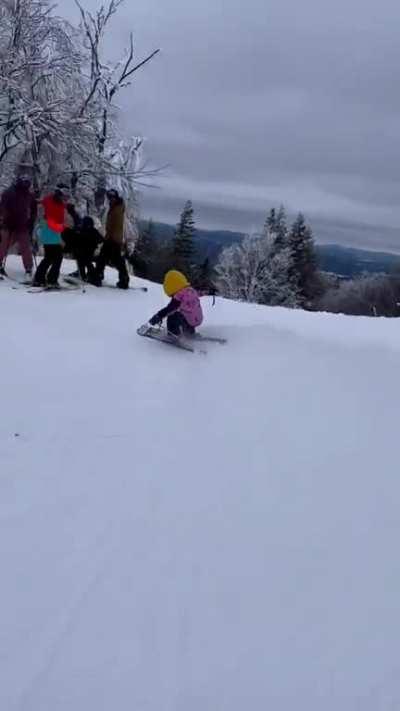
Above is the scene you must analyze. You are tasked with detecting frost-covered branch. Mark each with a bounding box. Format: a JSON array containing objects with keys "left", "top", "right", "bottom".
[
  {"left": 216, "top": 233, "right": 299, "bottom": 307},
  {"left": 0, "top": 0, "right": 160, "bottom": 224},
  {"left": 71, "top": 0, "right": 160, "bottom": 216}
]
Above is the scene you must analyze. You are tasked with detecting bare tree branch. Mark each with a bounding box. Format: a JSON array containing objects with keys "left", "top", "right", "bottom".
[{"left": 0, "top": 0, "right": 162, "bottom": 218}]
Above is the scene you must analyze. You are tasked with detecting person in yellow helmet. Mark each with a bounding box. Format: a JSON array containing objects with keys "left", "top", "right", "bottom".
[{"left": 149, "top": 270, "right": 204, "bottom": 336}]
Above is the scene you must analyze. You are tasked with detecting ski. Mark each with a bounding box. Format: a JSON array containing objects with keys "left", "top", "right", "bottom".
[
  {"left": 137, "top": 325, "right": 206, "bottom": 354},
  {"left": 63, "top": 276, "right": 148, "bottom": 292},
  {"left": 60, "top": 279, "right": 86, "bottom": 292},
  {"left": 102, "top": 283, "right": 148, "bottom": 293},
  {"left": 62, "top": 276, "right": 93, "bottom": 289},
  {"left": 27, "top": 284, "right": 81, "bottom": 293},
  {"left": 1, "top": 273, "right": 33, "bottom": 287},
  {"left": 62, "top": 276, "right": 86, "bottom": 286},
  {"left": 8, "top": 279, "right": 82, "bottom": 292},
  {"left": 11, "top": 284, "right": 32, "bottom": 291}
]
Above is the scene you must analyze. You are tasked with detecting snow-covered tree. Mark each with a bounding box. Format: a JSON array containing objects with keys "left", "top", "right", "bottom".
[
  {"left": 0, "top": 0, "right": 87, "bottom": 189},
  {"left": 216, "top": 235, "right": 264, "bottom": 302},
  {"left": 173, "top": 200, "right": 196, "bottom": 276},
  {"left": 216, "top": 233, "right": 298, "bottom": 306},
  {"left": 318, "top": 274, "right": 400, "bottom": 317},
  {"left": 75, "top": 0, "right": 160, "bottom": 214},
  {"left": 265, "top": 248, "right": 299, "bottom": 307},
  {"left": 0, "top": 0, "right": 160, "bottom": 229}
]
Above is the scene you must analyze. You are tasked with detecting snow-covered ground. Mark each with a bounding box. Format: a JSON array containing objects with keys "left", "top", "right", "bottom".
[{"left": 1, "top": 255, "right": 400, "bottom": 711}]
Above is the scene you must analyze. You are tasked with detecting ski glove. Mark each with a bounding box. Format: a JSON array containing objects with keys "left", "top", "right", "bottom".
[{"left": 150, "top": 314, "right": 162, "bottom": 326}]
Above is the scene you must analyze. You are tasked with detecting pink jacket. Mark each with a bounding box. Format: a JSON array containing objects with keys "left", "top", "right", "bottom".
[{"left": 174, "top": 286, "right": 203, "bottom": 327}]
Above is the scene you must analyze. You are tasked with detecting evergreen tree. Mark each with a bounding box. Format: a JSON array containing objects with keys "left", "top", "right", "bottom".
[
  {"left": 288, "top": 213, "right": 318, "bottom": 306},
  {"left": 132, "top": 220, "right": 156, "bottom": 278},
  {"left": 265, "top": 205, "right": 288, "bottom": 254},
  {"left": 265, "top": 208, "right": 277, "bottom": 235},
  {"left": 155, "top": 241, "right": 175, "bottom": 282},
  {"left": 173, "top": 200, "right": 196, "bottom": 276},
  {"left": 274, "top": 205, "right": 288, "bottom": 251},
  {"left": 138, "top": 220, "right": 156, "bottom": 259},
  {"left": 193, "top": 258, "right": 215, "bottom": 292}
]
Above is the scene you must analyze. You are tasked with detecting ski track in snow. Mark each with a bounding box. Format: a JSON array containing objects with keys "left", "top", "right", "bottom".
[{"left": 1, "top": 257, "right": 400, "bottom": 711}]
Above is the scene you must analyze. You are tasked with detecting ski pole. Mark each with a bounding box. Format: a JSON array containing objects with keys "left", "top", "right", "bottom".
[{"left": 2, "top": 250, "right": 8, "bottom": 276}]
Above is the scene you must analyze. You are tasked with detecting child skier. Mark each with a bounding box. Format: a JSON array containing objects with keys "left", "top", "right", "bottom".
[{"left": 149, "top": 270, "right": 203, "bottom": 336}]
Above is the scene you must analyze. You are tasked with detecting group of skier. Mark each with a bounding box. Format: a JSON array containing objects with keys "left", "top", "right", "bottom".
[
  {"left": 0, "top": 177, "right": 130, "bottom": 289},
  {"left": 0, "top": 176, "right": 206, "bottom": 339}
]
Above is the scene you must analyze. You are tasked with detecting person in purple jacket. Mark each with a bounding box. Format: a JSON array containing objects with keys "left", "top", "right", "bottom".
[
  {"left": 0, "top": 176, "right": 37, "bottom": 278},
  {"left": 149, "top": 270, "right": 204, "bottom": 337}
]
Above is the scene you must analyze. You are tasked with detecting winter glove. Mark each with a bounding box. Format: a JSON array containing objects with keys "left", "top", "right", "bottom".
[{"left": 149, "top": 314, "right": 162, "bottom": 326}]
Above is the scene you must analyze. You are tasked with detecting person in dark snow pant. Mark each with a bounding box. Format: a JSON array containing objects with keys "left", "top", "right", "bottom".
[
  {"left": 33, "top": 186, "right": 69, "bottom": 287},
  {"left": 92, "top": 189, "right": 129, "bottom": 289},
  {"left": 74, "top": 217, "right": 104, "bottom": 282},
  {"left": 0, "top": 176, "right": 37, "bottom": 278},
  {"left": 63, "top": 215, "right": 104, "bottom": 282},
  {"left": 149, "top": 270, "right": 204, "bottom": 337}
]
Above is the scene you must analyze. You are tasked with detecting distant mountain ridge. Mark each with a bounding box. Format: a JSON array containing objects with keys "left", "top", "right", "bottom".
[
  {"left": 140, "top": 220, "right": 242, "bottom": 261},
  {"left": 140, "top": 220, "right": 400, "bottom": 278},
  {"left": 316, "top": 244, "right": 400, "bottom": 277}
]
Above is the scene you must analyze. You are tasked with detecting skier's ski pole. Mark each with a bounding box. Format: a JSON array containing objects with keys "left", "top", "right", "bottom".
[
  {"left": 30, "top": 229, "right": 38, "bottom": 271},
  {"left": 2, "top": 251, "right": 8, "bottom": 276}
]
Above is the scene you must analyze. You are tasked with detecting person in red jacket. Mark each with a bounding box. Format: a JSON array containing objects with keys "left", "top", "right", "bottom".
[
  {"left": 33, "top": 185, "right": 69, "bottom": 288},
  {"left": 0, "top": 176, "right": 37, "bottom": 278}
]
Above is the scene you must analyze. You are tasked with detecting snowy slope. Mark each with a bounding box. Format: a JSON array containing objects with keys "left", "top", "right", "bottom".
[{"left": 1, "top": 256, "right": 400, "bottom": 711}]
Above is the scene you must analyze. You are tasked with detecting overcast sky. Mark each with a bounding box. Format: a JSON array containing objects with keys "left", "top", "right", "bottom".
[{"left": 60, "top": 0, "right": 400, "bottom": 250}]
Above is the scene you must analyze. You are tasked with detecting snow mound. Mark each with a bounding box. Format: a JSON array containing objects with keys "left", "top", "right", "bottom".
[{"left": 1, "top": 256, "right": 400, "bottom": 711}]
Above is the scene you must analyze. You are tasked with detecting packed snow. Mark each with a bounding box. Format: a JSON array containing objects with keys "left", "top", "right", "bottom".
[{"left": 1, "top": 256, "right": 400, "bottom": 711}]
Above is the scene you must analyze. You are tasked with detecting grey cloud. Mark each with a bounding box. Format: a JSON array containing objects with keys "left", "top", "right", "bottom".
[{"left": 60, "top": 0, "right": 400, "bottom": 251}]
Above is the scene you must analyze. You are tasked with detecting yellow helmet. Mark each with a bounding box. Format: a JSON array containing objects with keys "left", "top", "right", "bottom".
[{"left": 163, "top": 270, "right": 190, "bottom": 297}]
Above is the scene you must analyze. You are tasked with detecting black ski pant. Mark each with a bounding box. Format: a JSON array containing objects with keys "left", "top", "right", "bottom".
[
  {"left": 75, "top": 250, "right": 97, "bottom": 282},
  {"left": 34, "top": 244, "right": 63, "bottom": 285},
  {"left": 94, "top": 241, "right": 129, "bottom": 287},
  {"left": 167, "top": 312, "right": 195, "bottom": 337}
]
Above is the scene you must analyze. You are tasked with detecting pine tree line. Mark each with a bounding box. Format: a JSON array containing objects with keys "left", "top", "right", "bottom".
[{"left": 131, "top": 201, "right": 323, "bottom": 309}]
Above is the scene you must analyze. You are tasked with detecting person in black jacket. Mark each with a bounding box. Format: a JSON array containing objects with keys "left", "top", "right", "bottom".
[
  {"left": 63, "top": 215, "right": 103, "bottom": 282},
  {"left": 74, "top": 217, "right": 104, "bottom": 282}
]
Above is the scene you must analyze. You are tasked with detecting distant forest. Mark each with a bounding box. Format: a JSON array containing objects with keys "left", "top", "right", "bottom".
[
  {"left": 132, "top": 208, "right": 400, "bottom": 318},
  {"left": 138, "top": 220, "right": 400, "bottom": 279}
]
